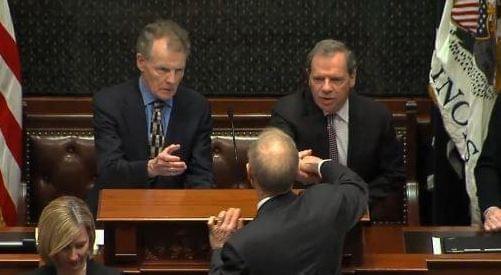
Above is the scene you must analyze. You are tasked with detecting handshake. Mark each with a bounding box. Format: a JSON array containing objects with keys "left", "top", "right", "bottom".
[
  {"left": 296, "top": 149, "right": 324, "bottom": 185},
  {"left": 207, "top": 149, "right": 326, "bottom": 250}
]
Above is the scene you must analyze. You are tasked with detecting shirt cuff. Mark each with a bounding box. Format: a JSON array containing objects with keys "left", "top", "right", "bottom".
[{"left": 318, "top": 159, "right": 332, "bottom": 179}]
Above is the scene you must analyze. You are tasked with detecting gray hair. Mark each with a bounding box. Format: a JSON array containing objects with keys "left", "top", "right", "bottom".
[
  {"left": 136, "top": 19, "right": 191, "bottom": 59},
  {"left": 247, "top": 128, "right": 298, "bottom": 195},
  {"left": 306, "top": 39, "right": 357, "bottom": 75}
]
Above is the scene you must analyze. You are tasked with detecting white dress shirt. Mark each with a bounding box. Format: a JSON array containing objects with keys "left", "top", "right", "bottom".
[{"left": 325, "top": 99, "right": 349, "bottom": 166}]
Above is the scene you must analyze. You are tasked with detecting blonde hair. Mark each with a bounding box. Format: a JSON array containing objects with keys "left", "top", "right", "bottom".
[{"left": 37, "top": 196, "right": 95, "bottom": 265}]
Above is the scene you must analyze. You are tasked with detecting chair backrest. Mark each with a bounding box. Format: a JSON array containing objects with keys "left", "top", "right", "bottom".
[
  {"left": 23, "top": 129, "right": 95, "bottom": 224},
  {"left": 211, "top": 129, "right": 261, "bottom": 188},
  {"left": 22, "top": 103, "right": 418, "bottom": 225},
  {"left": 22, "top": 128, "right": 262, "bottom": 224}
]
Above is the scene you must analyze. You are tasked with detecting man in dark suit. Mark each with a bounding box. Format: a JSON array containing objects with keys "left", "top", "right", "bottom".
[
  {"left": 207, "top": 128, "right": 368, "bottom": 274},
  {"left": 91, "top": 20, "right": 213, "bottom": 209},
  {"left": 475, "top": 96, "right": 501, "bottom": 231},
  {"left": 269, "top": 39, "right": 404, "bottom": 218}
]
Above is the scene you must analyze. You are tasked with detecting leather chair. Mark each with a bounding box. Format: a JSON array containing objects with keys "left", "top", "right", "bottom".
[
  {"left": 22, "top": 105, "right": 418, "bottom": 225},
  {"left": 23, "top": 129, "right": 95, "bottom": 224}
]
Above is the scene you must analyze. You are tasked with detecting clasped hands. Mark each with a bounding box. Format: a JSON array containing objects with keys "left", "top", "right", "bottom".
[
  {"left": 147, "top": 144, "right": 187, "bottom": 177},
  {"left": 207, "top": 208, "right": 244, "bottom": 249}
]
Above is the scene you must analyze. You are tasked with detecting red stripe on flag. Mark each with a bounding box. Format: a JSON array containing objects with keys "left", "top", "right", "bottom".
[
  {"left": 452, "top": 11, "right": 479, "bottom": 16},
  {"left": 0, "top": 93, "right": 22, "bottom": 166},
  {"left": 452, "top": 20, "right": 478, "bottom": 25},
  {"left": 454, "top": 3, "right": 480, "bottom": 8},
  {"left": 0, "top": 170, "right": 17, "bottom": 226},
  {"left": 0, "top": 23, "right": 21, "bottom": 82}
]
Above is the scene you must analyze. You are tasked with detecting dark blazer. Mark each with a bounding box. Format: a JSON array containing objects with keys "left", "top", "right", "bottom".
[
  {"left": 209, "top": 161, "right": 368, "bottom": 275},
  {"left": 475, "top": 96, "right": 501, "bottom": 213},
  {"left": 91, "top": 79, "right": 213, "bottom": 210},
  {"left": 269, "top": 89, "right": 405, "bottom": 200},
  {"left": 24, "top": 259, "right": 120, "bottom": 275}
]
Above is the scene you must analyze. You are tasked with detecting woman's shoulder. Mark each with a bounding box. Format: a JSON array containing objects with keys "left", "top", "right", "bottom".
[
  {"left": 22, "top": 265, "right": 56, "bottom": 275},
  {"left": 87, "top": 259, "right": 121, "bottom": 275}
]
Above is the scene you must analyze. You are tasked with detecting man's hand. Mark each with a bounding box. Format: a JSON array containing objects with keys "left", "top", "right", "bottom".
[
  {"left": 300, "top": 155, "right": 323, "bottom": 175},
  {"left": 207, "top": 208, "right": 244, "bottom": 249},
  {"left": 147, "top": 144, "right": 187, "bottom": 177},
  {"left": 484, "top": 206, "right": 501, "bottom": 231},
  {"left": 296, "top": 149, "right": 321, "bottom": 184}
]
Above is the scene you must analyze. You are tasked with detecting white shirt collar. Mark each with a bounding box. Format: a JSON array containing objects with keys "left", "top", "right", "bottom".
[
  {"left": 257, "top": 196, "right": 273, "bottom": 210},
  {"left": 323, "top": 98, "right": 349, "bottom": 123},
  {"left": 337, "top": 98, "right": 349, "bottom": 123}
]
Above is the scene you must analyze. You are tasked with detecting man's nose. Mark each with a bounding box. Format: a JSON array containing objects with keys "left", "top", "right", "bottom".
[
  {"left": 165, "top": 71, "right": 176, "bottom": 83},
  {"left": 321, "top": 79, "right": 332, "bottom": 91}
]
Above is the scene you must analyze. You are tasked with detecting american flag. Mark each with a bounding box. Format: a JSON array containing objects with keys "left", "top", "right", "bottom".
[
  {"left": 451, "top": 0, "right": 479, "bottom": 34},
  {"left": 0, "top": 0, "right": 22, "bottom": 226},
  {"left": 475, "top": 0, "right": 490, "bottom": 39}
]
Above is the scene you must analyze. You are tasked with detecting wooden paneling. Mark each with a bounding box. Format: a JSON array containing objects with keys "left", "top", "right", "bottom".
[
  {"left": 23, "top": 96, "right": 432, "bottom": 129},
  {"left": 0, "top": 227, "right": 39, "bottom": 275},
  {"left": 98, "top": 189, "right": 258, "bottom": 221},
  {"left": 98, "top": 189, "right": 367, "bottom": 273},
  {"left": 4, "top": 225, "right": 501, "bottom": 274}
]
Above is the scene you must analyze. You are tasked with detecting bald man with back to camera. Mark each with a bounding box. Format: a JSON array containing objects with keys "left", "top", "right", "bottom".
[{"left": 207, "top": 128, "right": 368, "bottom": 275}]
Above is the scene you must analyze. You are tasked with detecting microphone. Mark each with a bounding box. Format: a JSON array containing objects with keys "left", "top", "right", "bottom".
[{"left": 227, "top": 107, "right": 239, "bottom": 165}]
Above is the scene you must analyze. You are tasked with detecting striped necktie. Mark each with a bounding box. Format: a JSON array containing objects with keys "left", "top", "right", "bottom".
[
  {"left": 326, "top": 114, "right": 339, "bottom": 164},
  {"left": 150, "top": 100, "right": 165, "bottom": 158}
]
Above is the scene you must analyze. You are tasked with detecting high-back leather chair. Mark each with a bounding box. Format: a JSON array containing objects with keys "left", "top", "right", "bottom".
[{"left": 22, "top": 103, "right": 418, "bottom": 225}]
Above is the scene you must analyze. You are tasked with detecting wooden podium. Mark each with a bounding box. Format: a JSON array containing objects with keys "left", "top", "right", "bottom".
[{"left": 97, "top": 189, "right": 366, "bottom": 273}]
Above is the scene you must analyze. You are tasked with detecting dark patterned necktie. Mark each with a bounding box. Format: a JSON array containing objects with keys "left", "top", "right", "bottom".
[
  {"left": 326, "top": 114, "right": 339, "bottom": 164},
  {"left": 150, "top": 100, "right": 165, "bottom": 158}
]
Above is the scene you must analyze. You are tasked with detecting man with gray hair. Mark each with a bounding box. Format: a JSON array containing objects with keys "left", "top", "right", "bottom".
[
  {"left": 270, "top": 39, "right": 405, "bottom": 221},
  {"left": 208, "top": 128, "right": 367, "bottom": 274},
  {"left": 91, "top": 19, "right": 213, "bottom": 212}
]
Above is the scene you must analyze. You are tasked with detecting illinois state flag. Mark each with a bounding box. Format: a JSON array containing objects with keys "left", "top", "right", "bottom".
[
  {"left": 429, "top": 0, "right": 498, "bottom": 224},
  {"left": 0, "top": 0, "right": 22, "bottom": 226}
]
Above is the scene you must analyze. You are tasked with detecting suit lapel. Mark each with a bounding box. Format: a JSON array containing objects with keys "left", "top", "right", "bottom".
[
  {"left": 302, "top": 90, "right": 329, "bottom": 157},
  {"left": 165, "top": 88, "right": 183, "bottom": 145},
  {"left": 124, "top": 80, "right": 149, "bottom": 158},
  {"left": 347, "top": 93, "right": 362, "bottom": 167}
]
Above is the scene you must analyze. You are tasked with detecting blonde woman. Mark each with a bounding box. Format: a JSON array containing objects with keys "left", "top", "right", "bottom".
[{"left": 26, "top": 196, "right": 119, "bottom": 275}]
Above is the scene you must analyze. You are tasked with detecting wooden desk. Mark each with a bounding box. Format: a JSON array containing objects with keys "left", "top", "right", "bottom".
[
  {"left": 0, "top": 227, "right": 39, "bottom": 275},
  {"left": 2, "top": 224, "right": 501, "bottom": 274},
  {"left": 97, "top": 189, "right": 259, "bottom": 273},
  {"left": 357, "top": 225, "right": 501, "bottom": 274},
  {"left": 98, "top": 189, "right": 259, "bottom": 221},
  {"left": 4, "top": 188, "right": 498, "bottom": 274},
  {"left": 97, "top": 189, "right": 366, "bottom": 273}
]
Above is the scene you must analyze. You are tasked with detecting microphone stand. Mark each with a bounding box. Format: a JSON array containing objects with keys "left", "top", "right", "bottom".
[{"left": 227, "top": 108, "right": 244, "bottom": 188}]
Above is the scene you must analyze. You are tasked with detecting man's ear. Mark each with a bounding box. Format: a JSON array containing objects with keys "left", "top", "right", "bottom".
[
  {"left": 349, "top": 68, "right": 357, "bottom": 88},
  {"left": 136, "top": 53, "right": 146, "bottom": 72},
  {"left": 246, "top": 163, "right": 255, "bottom": 188},
  {"left": 246, "top": 163, "right": 251, "bottom": 179},
  {"left": 304, "top": 68, "right": 311, "bottom": 87}
]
